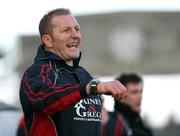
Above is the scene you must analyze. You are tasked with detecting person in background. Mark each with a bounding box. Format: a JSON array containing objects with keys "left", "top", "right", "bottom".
[
  {"left": 19, "top": 8, "right": 126, "bottom": 136},
  {"left": 102, "top": 73, "right": 154, "bottom": 136}
]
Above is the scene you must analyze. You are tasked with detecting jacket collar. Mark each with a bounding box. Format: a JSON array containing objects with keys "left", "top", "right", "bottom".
[
  {"left": 115, "top": 102, "right": 139, "bottom": 119},
  {"left": 34, "top": 44, "right": 81, "bottom": 67}
]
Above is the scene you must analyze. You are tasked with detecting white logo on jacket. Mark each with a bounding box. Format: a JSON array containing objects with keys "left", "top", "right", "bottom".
[{"left": 74, "top": 98, "right": 102, "bottom": 122}]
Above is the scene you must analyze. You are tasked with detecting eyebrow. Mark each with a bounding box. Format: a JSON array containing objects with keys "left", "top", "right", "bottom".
[
  {"left": 63, "top": 25, "right": 80, "bottom": 29},
  {"left": 129, "top": 89, "right": 143, "bottom": 92}
]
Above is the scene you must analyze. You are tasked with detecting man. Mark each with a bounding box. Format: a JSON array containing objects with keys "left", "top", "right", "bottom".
[
  {"left": 19, "top": 8, "right": 126, "bottom": 136},
  {"left": 103, "top": 73, "right": 153, "bottom": 136}
]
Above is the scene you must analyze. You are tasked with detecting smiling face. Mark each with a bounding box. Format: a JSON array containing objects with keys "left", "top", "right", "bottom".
[
  {"left": 42, "top": 14, "right": 81, "bottom": 63},
  {"left": 122, "top": 82, "right": 143, "bottom": 113}
]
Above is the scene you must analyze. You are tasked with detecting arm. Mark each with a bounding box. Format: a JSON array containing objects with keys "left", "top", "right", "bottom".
[
  {"left": 86, "top": 80, "right": 126, "bottom": 101},
  {"left": 20, "top": 64, "right": 83, "bottom": 114}
]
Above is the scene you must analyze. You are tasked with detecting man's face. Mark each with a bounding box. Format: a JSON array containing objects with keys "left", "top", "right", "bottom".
[
  {"left": 45, "top": 14, "right": 81, "bottom": 61},
  {"left": 122, "top": 82, "right": 143, "bottom": 113}
]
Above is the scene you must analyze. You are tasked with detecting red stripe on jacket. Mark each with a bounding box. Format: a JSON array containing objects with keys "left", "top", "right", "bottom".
[
  {"left": 30, "top": 112, "right": 57, "bottom": 136},
  {"left": 43, "top": 91, "right": 81, "bottom": 114}
]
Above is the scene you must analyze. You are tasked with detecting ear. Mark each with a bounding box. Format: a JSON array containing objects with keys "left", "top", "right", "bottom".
[{"left": 41, "top": 35, "right": 53, "bottom": 48}]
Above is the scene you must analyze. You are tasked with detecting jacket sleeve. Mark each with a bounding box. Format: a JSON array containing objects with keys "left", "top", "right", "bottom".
[{"left": 20, "top": 63, "right": 86, "bottom": 115}]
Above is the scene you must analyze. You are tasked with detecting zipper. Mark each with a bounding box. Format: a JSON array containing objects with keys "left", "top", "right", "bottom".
[{"left": 48, "top": 115, "right": 58, "bottom": 136}]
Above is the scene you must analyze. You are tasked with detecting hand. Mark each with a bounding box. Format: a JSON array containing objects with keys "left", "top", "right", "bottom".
[{"left": 97, "top": 80, "right": 126, "bottom": 101}]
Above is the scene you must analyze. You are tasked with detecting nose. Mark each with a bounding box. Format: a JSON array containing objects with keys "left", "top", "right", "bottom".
[
  {"left": 138, "top": 93, "right": 142, "bottom": 101},
  {"left": 71, "top": 29, "right": 81, "bottom": 39}
]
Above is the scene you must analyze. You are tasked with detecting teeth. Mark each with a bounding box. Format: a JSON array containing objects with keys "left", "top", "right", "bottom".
[
  {"left": 67, "top": 43, "right": 77, "bottom": 48},
  {"left": 72, "top": 43, "right": 77, "bottom": 46}
]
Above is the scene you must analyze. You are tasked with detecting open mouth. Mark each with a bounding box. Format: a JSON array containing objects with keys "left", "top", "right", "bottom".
[{"left": 67, "top": 42, "right": 78, "bottom": 48}]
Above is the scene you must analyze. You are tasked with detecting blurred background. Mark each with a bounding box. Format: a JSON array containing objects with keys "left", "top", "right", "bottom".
[{"left": 0, "top": 0, "right": 180, "bottom": 135}]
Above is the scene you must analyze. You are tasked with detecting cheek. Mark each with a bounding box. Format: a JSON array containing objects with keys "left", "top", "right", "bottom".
[
  {"left": 126, "top": 95, "right": 137, "bottom": 104},
  {"left": 54, "top": 33, "right": 68, "bottom": 42}
]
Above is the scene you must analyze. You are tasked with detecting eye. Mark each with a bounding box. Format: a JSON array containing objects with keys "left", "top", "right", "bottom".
[
  {"left": 75, "top": 27, "right": 80, "bottom": 32},
  {"left": 61, "top": 27, "right": 70, "bottom": 33},
  {"left": 63, "top": 29, "right": 69, "bottom": 32}
]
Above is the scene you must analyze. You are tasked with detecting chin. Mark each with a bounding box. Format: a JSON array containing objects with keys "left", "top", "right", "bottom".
[
  {"left": 71, "top": 55, "right": 80, "bottom": 60},
  {"left": 132, "top": 107, "right": 140, "bottom": 113},
  {"left": 135, "top": 108, "right": 141, "bottom": 113},
  {"left": 74, "top": 52, "right": 80, "bottom": 58}
]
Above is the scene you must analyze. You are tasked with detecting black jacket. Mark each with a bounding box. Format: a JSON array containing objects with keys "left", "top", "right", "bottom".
[
  {"left": 20, "top": 45, "right": 102, "bottom": 136},
  {"left": 115, "top": 103, "right": 153, "bottom": 136}
]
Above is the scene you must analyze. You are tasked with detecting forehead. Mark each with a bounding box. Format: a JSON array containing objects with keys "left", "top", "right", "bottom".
[
  {"left": 51, "top": 15, "right": 80, "bottom": 27},
  {"left": 126, "top": 82, "right": 143, "bottom": 90}
]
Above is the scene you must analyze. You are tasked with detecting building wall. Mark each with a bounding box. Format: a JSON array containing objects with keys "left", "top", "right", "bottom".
[{"left": 17, "top": 12, "right": 180, "bottom": 76}]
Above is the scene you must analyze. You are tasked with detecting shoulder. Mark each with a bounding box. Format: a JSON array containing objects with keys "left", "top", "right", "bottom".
[
  {"left": 23, "top": 62, "right": 52, "bottom": 77},
  {"left": 76, "top": 66, "right": 89, "bottom": 73},
  {"left": 104, "top": 112, "right": 124, "bottom": 136},
  {"left": 30, "top": 61, "right": 50, "bottom": 71},
  {"left": 107, "top": 112, "right": 120, "bottom": 123},
  {"left": 76, "top": 66, "right": 92, "bottom": 78}
]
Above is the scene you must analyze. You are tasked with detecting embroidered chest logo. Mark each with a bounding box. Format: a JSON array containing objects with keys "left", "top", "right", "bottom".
[{"left": 74, "top": 98, "right": 102, "bottom": 122}]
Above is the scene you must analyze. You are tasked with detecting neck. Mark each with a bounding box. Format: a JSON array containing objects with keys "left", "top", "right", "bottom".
[
  {"left": 66, "top": 61, "right": 73, "bottom": 66},
  {"left": 116, "top": 103, "right": 139, "bottom": 118},
  {"left": 45, "top": 47, "right": 74, "bottom": 66}
]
